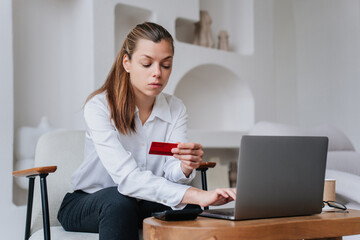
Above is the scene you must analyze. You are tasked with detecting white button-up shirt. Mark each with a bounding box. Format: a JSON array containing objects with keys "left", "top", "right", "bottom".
[{"left": 71, "top": 92, "right": 196, "bottom": 209}]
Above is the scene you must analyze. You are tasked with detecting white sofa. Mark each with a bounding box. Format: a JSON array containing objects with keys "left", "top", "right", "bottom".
[{"left": 248, "top": 121, "right": 360, "bottom": 210}]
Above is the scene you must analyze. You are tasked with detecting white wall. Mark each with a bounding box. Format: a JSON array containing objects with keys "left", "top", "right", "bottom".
[
  {"left": 13, "top": 0, "right": 94, "bottom": 131},
  {"left": 274, "top": 0, "right": 298, "bottom": 124},
  {"left": 12, "top": 0, "right": 94, "bottom": 205},
  {"left": 0, "top": 0, "right": 26, "bottom": 238},
  {"left": 2, "top": 0, "right": 95, "bottom": 237},
  {"left": 294, "top": 0, "right": 360, "bottom": 150},
  {"left": 274, "top": 0, "right": 360, "bottom": 150}
]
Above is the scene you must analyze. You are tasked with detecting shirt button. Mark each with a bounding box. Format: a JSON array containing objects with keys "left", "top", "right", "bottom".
[
  {"left": 141, "top": 143, "right": 145, "bottom": 147},
  {"left": 163, "top": 200, "right": 167, "bottom": 204}
]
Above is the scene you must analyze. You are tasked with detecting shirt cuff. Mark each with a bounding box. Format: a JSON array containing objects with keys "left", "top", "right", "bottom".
[
  {"left": 156, "top": 181, "right": 191, "bottom": 208},
  {"left": 171, "top": 203, "right": 187, "bottom": 210},
  {"left": 171, "top": 185, "right": 191, "bottom": 210}
]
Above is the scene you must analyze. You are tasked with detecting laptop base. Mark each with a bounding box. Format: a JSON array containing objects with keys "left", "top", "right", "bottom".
[{"left": 200, "top": 208, "right": 235, "bottom": 220}]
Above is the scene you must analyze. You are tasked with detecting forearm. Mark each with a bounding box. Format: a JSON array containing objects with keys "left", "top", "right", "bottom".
[{"left": 180, "top": 187, "right": 203, "bottom": 206}]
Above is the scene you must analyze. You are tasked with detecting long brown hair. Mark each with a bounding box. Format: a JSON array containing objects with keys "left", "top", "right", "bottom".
[{"left": 86, "top": 22, "right": 174, "bottom": 135}]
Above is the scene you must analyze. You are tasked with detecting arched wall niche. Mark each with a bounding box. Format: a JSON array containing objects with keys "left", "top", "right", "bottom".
[
  {"left": 114, "top": 4, "right": 153, "bottom": 57},
  {"left": 174, "top": 64, "right": 254, "bottom": 133}
]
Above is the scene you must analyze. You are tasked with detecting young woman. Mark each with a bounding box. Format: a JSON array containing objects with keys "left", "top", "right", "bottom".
[{"left": 57, "top": 22, "right": 235, "bottom": 240}]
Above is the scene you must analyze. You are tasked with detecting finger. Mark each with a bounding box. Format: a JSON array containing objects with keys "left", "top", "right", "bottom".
[
  {"left": 177, "top": 142, "right": 202, "bottom": 150},
  {"left": 215, "top": 188, "right": 230, "bottom": 198},
  {"left": 174, "top": 154, "right": 201, "bottom": 161},
  {"left": 219, "top": 188, "right": 236, "bottom": 202},
  {"left": 223, "top": 188, "right": 236, "bottom": 197},
  {"left": 177, "top": 159, "right": 202, "bottom": 169},
  {"left": 180, "top": 160, "right": 201, "bottom": 168},
  {"left": 216, "top": 188, "right": 236, "bottom": 201},
  {"left": 211, "top": 196, "right": 230, "bottom": 206},
  {"left": 172, "top": 148, "right": 203, "bottom": 156},
  {"left": 226, "top": 189, "right": 236, "bottom": 200}
]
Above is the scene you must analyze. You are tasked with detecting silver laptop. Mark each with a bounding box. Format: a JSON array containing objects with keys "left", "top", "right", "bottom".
[{"left": 200, "top": 135, "right": 328, "bottom": 220}]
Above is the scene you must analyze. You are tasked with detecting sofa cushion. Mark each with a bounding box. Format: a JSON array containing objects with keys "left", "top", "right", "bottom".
[
  {"left": 311, "top": 125, "right": 355, "bottom": 151},
  {"left": 30, "top": 226, "right": 98, "bottom": 240}
]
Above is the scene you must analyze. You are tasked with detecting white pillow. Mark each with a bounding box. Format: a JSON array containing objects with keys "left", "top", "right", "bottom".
[
  {"left": 310, "top": 124, "right": 355, "bottom": 151},
  {"left": 248, "top": 121, "right": 304, "bottom": 136}
]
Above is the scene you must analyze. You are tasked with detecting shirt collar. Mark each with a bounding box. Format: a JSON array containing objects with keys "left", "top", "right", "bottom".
[{"left": 148, "top": 93, "right": 172, "bottom": 123}]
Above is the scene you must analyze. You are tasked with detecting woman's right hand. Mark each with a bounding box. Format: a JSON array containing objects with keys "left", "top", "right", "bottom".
[{"left": 182, "top": 187, "right": 236, "bottom": 207}]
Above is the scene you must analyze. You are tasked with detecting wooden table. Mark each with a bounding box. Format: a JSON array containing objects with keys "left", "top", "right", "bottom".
[{"left": 143, "top": 209, "right": 360, "bottom": 240}]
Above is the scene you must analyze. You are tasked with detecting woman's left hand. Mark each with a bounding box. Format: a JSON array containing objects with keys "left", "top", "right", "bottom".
[{"left": 171, "top": 143, "right": 203, "bottom": 177}]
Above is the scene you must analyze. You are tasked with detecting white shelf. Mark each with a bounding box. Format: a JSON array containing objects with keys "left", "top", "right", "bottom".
[{"left": 188, "top": 130, "right": 246, "bottom": 148}]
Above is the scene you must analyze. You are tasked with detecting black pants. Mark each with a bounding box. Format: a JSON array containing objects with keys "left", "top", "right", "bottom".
[{"left": 57, "top": 187, "right": 198, "bottom": 240}]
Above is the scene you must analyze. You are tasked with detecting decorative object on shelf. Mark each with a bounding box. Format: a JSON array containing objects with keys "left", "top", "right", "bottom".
[
  {"left": 193, "top": 10, "right": 215, "bottom": 48},
  {"left": 218, "top": 30, "right": 230, "bottom": 51},
  {"left": 14, "top": 116, "right": 58, "bottom": 189},
  {"left": 229, "top": 161, "right": 237, "bottom": 187}
]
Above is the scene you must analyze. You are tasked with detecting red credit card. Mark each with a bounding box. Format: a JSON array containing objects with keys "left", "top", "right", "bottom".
[{"left": 149, "top": 142, "right": 178, "bottom": 156}]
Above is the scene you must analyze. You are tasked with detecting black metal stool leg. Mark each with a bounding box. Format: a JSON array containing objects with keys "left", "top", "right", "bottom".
[
  {"left": 25, "top": 177, "right": 35, "bottom": 240},
  {"left": 200, "top": 170, "right": 208, "bottom": 191},
  {"left": 40, "top": 174, "right": 50, "bottom": 240},
  {"left": 200, "top": 169, "right": 209, "bottom": 210}
]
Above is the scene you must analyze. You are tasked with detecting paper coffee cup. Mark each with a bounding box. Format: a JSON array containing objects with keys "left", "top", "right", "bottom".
[{"left": 323, "top": 179, "right": 336, "bottom": 201}]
